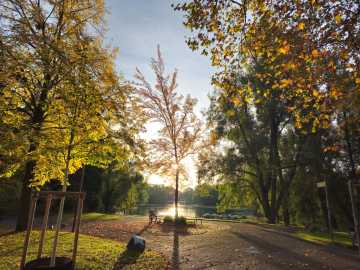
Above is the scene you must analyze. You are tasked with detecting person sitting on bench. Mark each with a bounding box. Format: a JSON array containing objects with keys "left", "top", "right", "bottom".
[{"left": 149, "top": 209, "right": 157, "bottom": 224}]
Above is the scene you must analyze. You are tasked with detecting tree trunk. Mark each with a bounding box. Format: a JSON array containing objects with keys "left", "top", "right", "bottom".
[
  {"left": 15, "top": 86, "right": 48, "bottom": 231},
  {"left": 269, "top": 103, "right": 279, "bottom": 224},
  {"left": 175, "top": 168, "right": 179, "bottom": 218},
  {"left": 15, "top": 159, "right": 35, "bottom": 231},
  {"left": 72, "top": 166, "right": 85, "bottom": 232},
  {"left": 260, "top": 190, "right": 277, "bottom": 223},
  {"left": 283, "top": 195, "right": 290, "bottom": 226}
]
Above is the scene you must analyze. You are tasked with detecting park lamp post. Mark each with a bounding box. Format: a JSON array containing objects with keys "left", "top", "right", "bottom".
[
  {"left": 316, "top": 180, "right": 333, "bottom": 242},
  {"left": 348, "top": 165, "right": 360, "bottom": 256}
]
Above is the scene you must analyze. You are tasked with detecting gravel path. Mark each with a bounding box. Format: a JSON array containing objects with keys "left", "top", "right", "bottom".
[{"left": 79, "top": 217, "right": 360, "bottom": 270}]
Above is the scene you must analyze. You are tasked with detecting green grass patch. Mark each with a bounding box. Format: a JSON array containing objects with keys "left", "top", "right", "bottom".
[
  {"left": 295, "top": 230, "right": 353, "bottom": 248},
  {"left": 0, "top": 231, "right": 167, "bottom": 270},
  {"left": 80, "top": 212, "right": 123, "bottom": 222},
  {"left": 62, "top": 212, "right": 123, "bottom": 223}
]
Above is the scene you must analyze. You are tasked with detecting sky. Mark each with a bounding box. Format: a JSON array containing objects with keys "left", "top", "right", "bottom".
[{"left": 104, "top": 0, "right": 214, "bottom": 188}]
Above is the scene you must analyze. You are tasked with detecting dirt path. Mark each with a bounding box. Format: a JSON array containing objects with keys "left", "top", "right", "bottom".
[{"left": 79, "top": 217, "right": 360, "bottom": 270}]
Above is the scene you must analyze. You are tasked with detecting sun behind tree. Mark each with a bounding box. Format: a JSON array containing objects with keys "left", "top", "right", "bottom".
[{"left": 135, "top": 46, "right": 202, "bottom": 218}]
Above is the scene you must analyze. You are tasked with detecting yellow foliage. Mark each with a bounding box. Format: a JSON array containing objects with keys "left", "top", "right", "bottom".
[
  {"left": 311, "top": 49, "right": 320, "bottom": 58},
  {"left": 335, "top": 14, "right": 342, "bottom": 24},
  {"left": 279, "top": 79, "right": 292, "bottom": 88},
  {"left": 231, "top": 96, "right": 241, "bottom": 106},
  {"left": 278, "top": 43, "right": 290, "bottom": 54},
  {"left": 226, "top": 109, "right": 236, "bottom": 117}
]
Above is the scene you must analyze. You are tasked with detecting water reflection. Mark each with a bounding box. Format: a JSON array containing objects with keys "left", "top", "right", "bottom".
[
  {"left": 157, "top": 205, "right": 195, "bottom": 217},
  {"left": 129, "top": 203, "right": 254, "bottom": 218}
]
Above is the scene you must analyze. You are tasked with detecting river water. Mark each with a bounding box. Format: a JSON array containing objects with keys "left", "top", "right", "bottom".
[{"left": 126, "top": 204, "right": 254, "bottom": 218}]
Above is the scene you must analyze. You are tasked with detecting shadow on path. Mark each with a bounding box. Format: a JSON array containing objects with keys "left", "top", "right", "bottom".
[
  {"left": 172, "top": 230, "right": 180, "bottom": 270},
  {"left": 137, "top": 223, "right": 151, "bottom": 236},
  {"left": 257, "top": 227, "right": 360, "bottom": 261},
  {"left": 232, "top": 231, "right": 339, "bottom": 270}
]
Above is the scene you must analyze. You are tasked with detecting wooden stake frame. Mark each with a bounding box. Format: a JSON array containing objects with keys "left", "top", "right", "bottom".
[{"left": 20, "top": 191, "right": 85, "bottom": 270}]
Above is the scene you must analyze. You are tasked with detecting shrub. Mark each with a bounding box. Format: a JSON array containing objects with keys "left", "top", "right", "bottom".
[
  {"left": 163, "top": 215, "right": 174, "bottom": 224},
  {"left": 175, "top": 216, "right": 187, "bottom": 225}
]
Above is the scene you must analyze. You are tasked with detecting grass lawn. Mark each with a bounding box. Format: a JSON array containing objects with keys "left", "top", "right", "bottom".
[
  {"left": 62, "top": 212, "right": 123, "bottom": 224},
  {"left": 295, "top": 230, "right": 353, "bottom": 248},
  {"left": 80, "top": 212, "right": 123, "bottom": 223},
  {"left": 242, "top": 217, "right": 354, "bottom": 248},
  {"left": 0, "top": 231, "right": 167, "bottom": 270}
]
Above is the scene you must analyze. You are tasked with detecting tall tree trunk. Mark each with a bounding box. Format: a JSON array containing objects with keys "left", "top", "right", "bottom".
[
  {"left": 16, "top": 159, "right": 35, "bottom": 231},
  {"left": 15, "top": 85, "right": 48, "bottom": 231},
  {"left": 269, "top": 107, "right": 279, "bottom": 224},
  {"left": 72, "top": 166, "right": 85, "bottom": 232},
  {"left": 283, "top": 191, "right": 290, "bottom": 226},
  {"left": 260, "top": 189, "right": 276, "bottom": 223},
  {"left": 175, "top": 168, "right": 179, "bottom": 218}
]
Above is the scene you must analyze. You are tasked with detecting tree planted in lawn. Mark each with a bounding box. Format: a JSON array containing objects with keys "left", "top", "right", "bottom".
[
  {"left": 135, "top": 47, "right": 202, "bottom": 217},
  {"left": 0, "top": 0, "right": 142, "bottom": 232}
]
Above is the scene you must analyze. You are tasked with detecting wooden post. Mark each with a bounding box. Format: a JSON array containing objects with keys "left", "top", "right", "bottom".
[
  {"left": 37, "top": 194, "right": 52, "bottom": 259},
  {"left": 20, "top": 193, "right": 38, "bottom": 270},
  {"left": 348, "top": 180, "right": 360, "bottom": 256},
  {"left": 317, "top": 181, "right": 333, "bottom": 242},
  {"left": 72, "top": 196, "right": 84, "bottom": 265}
]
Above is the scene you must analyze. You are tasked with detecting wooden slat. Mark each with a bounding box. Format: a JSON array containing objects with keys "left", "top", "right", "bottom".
[
  {"left": 37, "top": 194, "right": 52, "bottom": 259},
  {"left": 72, "top": 197, "right": 84, "bottom": 264},
  {"left": 20, "top": 194, "right": 38, "bottom": 270}
]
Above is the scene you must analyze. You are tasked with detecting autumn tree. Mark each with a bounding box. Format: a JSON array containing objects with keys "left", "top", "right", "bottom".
[
  {"left": 0, "top": 0, "right": 142, "bottom": 232},
  {"left": 175, "top": 0, "right": 359, "bottom": 126},
  {"left": 176, "top": 0, "right": 360, "bottom": 225},
  {"left": 199, "top": 58, "right": 309, "bottom": 223},
  {"left": 135, "top": 46, "right": 202, "bottom": 217}
]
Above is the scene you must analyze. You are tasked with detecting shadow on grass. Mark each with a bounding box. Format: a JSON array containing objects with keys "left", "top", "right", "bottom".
[
  {"left": 112, "top": 249, "right": 142, "bottom": 270},
  {"left": 0, "top": 231, "right": 73, "bottom": 257}
]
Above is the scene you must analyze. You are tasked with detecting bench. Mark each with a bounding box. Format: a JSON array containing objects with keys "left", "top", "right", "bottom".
[{"left": 186, "top": 217, "right": 203, "bottom": 225}]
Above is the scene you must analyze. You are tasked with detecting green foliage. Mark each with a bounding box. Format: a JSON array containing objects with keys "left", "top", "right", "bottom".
[
  {"left": 295, "top": 231, "right": 352, "bottom": 248},
  {"left": 175, "top": 216, "right": 187, "bottom": 225},
  {"left": 79, "top": 213, "right": 123, "bottom": 223},
  {"left": 0, "top": 231, "right": 167, "bottom": 270},
  {"left": 193, "top": 184, "right": 218, "bottom": 206},
  {"left": 177, "top": 0, "right": 360, "bottom": 229},
  {"left": 163, "top": 216, "right": 174, "bottom": 224},
  {"left": 0, "top": 175, "right": 22, "bottom": 216},
  {"left": 0, "top": 0, "right": 145, "bottom": 188},
  {"left": 217, "top": 183, "right": 254, "bottom": 213},
  {"left": 147, "top": 185, "right": 174, "bottom": 204},
  {"left": 69, "top": 165, "right": 148, "bottom": 214},
  {"left": 162, "top": 215, "right": 187, "bottom": 225}
]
